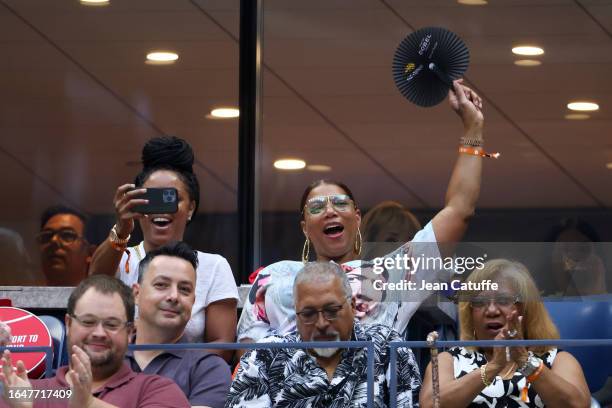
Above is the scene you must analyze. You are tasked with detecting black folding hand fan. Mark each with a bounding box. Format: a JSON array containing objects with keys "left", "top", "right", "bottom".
[{"left": 392, "top": 27, "right": 469, "bottom": 107}]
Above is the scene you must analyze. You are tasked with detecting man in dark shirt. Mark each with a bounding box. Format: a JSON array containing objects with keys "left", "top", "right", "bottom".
[
  {"left": 0, "top": 275, "right": 189, "bottom": 408},
  {"left": 37, "top": 205, "right": 95, "bottom": 286},
  {"left": 127, "top": 242, "right": 231, "bottom": 408}
]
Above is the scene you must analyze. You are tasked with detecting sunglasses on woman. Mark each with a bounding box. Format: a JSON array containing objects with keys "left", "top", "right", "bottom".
[
  {"left": 303, "top": 194, "right": 354, "bottom": 215},
  {"left": 469, "top": 295, "right": 520, "bottom": 310}
]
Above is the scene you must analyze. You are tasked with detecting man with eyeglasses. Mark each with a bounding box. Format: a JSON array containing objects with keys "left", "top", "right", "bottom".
[
  {"left": 227, "top": 262, "right": 421, "bottom": 407},
  {"left": 37, "top": 205, "right": 95, "bottom": 286},
  {"left": 0, "top": 275, "right": 190, "bottom": 407},
  {"left": 126, "top": 242, "right": 231, "bottom": 408}
]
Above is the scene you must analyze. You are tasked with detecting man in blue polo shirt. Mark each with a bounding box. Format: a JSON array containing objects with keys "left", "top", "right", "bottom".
[{"left": 127, "top": 242, "right": 231, "bottom": 408}]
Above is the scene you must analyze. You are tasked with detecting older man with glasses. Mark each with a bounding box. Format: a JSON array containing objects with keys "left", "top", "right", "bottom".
[
  {"left": 37, "top": 205, "right": 95, "bottom": 286},
  {"left": 0, "top": 275, "right": 190, "bottom": 408},
  {"left": 227, "top": 262, "right": 421, "bottom": 408}
]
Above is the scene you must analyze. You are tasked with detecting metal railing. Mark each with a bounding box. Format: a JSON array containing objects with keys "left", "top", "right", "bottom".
[{"left": 3, "top": 339, "right": 612, "bottom": 408}]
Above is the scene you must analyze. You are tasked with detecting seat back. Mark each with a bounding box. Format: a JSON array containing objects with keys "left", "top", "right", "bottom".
[
  {"left": 38, "top": 315, "right": 66, "bottom": 371},
  {"left": 543, "top": 296, "right": 612, "bottom": 393}
]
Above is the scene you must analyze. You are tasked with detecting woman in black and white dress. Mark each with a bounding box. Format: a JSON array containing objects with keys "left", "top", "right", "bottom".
[{"left": 420, "top": 259, "right": 590, "bottom": 408}]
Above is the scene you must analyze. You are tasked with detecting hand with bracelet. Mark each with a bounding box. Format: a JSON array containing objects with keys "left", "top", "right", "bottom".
[
  {"left": 419, "top": 259, "right": 591, "bottom": 408},
  {"left": 450, "top": 79, "right": 499, "bottom": 159},
  {"left": 480, "top": 310, "right": 529, "bottom": 387},
  {"left": 88, "top": 136, "right": 238, "bottom": 363},
  {"left": 109, "top": 183, "right": 149, "bottom": 250}
]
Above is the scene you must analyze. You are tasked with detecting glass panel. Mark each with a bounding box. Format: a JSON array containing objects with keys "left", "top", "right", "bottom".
[
  {"left": 258, "top": 0, "right": 612, "bottom": 269},
  {"left": 0, "top": 0, "right": 240, "bottom": 285}
]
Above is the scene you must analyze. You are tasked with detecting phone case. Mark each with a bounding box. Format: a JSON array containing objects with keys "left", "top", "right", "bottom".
[{"left": 132, "top": 188, "right": 178, "bottom": 214}]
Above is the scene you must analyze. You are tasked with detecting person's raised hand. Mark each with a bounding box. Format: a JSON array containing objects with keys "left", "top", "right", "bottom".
[
  {"left": 67, "top": 346, "right": 94, "bottom": 408},
  {"left": 0, "top": 350, "right": 33, "bottom": 408},
  {"left": 487, "top": 329, "right": 508, "bottom": 376},
  {"left": 503, "top": 312, "right": 529, "bottom": 366},
  {"left": 449, "top": 79, "right": 484, "bottom": 132},
  {"left": 0, "top": 322, "right": 10, "bottom": 347},
  {"left": 113, "top": 183, "right": 148, "bottom": 238}
]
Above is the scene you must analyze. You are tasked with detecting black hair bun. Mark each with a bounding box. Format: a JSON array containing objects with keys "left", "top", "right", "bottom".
[{"left": 141, "top": 136, "right": 194, "bottom": 173}]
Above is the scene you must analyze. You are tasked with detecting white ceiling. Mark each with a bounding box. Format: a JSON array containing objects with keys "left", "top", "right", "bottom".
[{"left": 1, "top": 0, "right": 611, "bottom": 232}]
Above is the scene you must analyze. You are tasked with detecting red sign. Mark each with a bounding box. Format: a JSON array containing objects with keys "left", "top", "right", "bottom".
[{"left": 0, "top": 307, "right": 52, "bottom": 378}]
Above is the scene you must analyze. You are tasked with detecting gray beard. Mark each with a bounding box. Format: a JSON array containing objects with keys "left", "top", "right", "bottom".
[
  {"left": 310, "top": 333, "right": 341, "bottom": 358},
  {"left": 312, "top": 346, "right": 340, "bottom": 358}
]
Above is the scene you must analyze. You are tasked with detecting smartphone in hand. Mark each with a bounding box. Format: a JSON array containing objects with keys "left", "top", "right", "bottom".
[{"left": 132, "top": 188, "right": 178, "bottom": 214}]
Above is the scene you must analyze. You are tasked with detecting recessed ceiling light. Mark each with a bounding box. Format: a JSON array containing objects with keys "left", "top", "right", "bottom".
[
  {"left": 274, "top": 159, "right": 306, "bottom": 170},
  {"left": 209, "top": 108, "right": 239, "bottom": 119},
  {"left": 307, "top": 164, "right": 332, "bottom": 172},
  {"left": 606, "top": 163, "right": 612, "bottom": 169},
  {"left": 567, "top": 101, "right": 599, "bottom": 112},
  {"left": 145, "top": 51, "right": 179, "bottom": 65},
  {"left": 457, "top": 0, "right": 487, "bottom": 4},
  {"left": 514, "top": 59, "right": 542, "bottom": 67},
  {"left": 512, "top": 46, "right": 544, "bottom": 56},
  {"left": 80, "top": 0, "right": 109, "bottom": 5},
  {"left": 564, "top": 113, "right": 590, "bottom": 120}
]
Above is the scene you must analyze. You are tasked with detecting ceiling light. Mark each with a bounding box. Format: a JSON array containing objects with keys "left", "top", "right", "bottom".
[
  {"left": 80, "top": 0, "right": 109, "bottom": 5},
  {"left": 514, "top": 59, "right": 542, "bottom": 67},
  {"left": 274, "top": 159, "right": 306, "bottom": 170},
  {"left": 307, "top": 164, "right": 332, "bottom": 172},
  {"left": 511, "top": 46, "right": 544, "bottom": 56},
  {"left": 209, "top": 108, "right": 239, "bottom": 118},
  {"left": 567, "top": 101, "right": 599, "bottom": 112},
  {"left": 564, "top": 113, "right": 590, "bottom": 120},
  {"left": 457, "top": 0, "right": 487, "bottom": 4},
  {"left": 145, "top": 51, "right": 179, "bottom": 65}
]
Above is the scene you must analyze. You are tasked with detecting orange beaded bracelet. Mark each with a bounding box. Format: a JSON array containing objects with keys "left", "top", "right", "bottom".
[
  {"left": 459, "top": 146, "right": 500, "bottom": 159},
  {"left": 520, "top": 361, "right": 544, "bottom": 403}
]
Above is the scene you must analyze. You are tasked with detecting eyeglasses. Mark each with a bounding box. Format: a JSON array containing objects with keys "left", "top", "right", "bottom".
[
  {"left": 296, "top": 302, "right": 346, "bottom": 325},
  {"left": 469, "top": 295, "right": 520, "bottom": 310},
  {"left": 303, "top": 194, "right": 354, "bottom": 215},
  {"left": 36, "top": 229, "right": 83, "bottom": 245},
  {"left": 70, "top": 314, "right": 131, "bottom": 333}
]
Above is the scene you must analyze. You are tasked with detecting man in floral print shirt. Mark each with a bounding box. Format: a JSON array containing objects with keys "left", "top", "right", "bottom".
[{"left": 227, "top": 262, "right": 421, "bottom": 408}]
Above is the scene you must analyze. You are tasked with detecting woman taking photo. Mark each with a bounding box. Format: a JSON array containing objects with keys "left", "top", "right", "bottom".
[
  {"left": 90, "top": 136, "right": 238, "bottom": 359},
  {"left": 238, "top": 79, "right": 487, "bottom": 343},
  {"left": 419, "top": 259, "right": 590, "bottom": 408}
]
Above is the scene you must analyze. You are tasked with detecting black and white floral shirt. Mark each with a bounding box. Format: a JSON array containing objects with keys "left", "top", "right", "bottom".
[
  {"left": 226, "top": 322, "right": 421, "bottom": 408},
  {"left": 449, "top": 346, "right": 558, "bottom": 408}
]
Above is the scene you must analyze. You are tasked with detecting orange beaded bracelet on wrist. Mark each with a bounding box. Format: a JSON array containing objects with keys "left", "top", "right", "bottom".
[
  {"left": 520, "top": 361, "right": 544, "bottom": 403},
  {"left": 459, "top": 146, "right": 500, "bottom": 159}
]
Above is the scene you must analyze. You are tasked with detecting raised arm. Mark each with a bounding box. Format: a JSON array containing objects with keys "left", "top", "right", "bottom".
[
  {"left": 89, "top": 184, "right": 147, "bottom": 276},
  {"left": 431, "top": 80, "right": 484, "bottom": 255}
]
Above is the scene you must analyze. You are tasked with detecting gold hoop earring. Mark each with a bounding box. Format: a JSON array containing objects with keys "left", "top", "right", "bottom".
[
  {"left": 302, "top": 237, "right": 310, "bottom": 264},
  {"left": 354, "top": 228, "right": 362, "bottom": 257}
]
